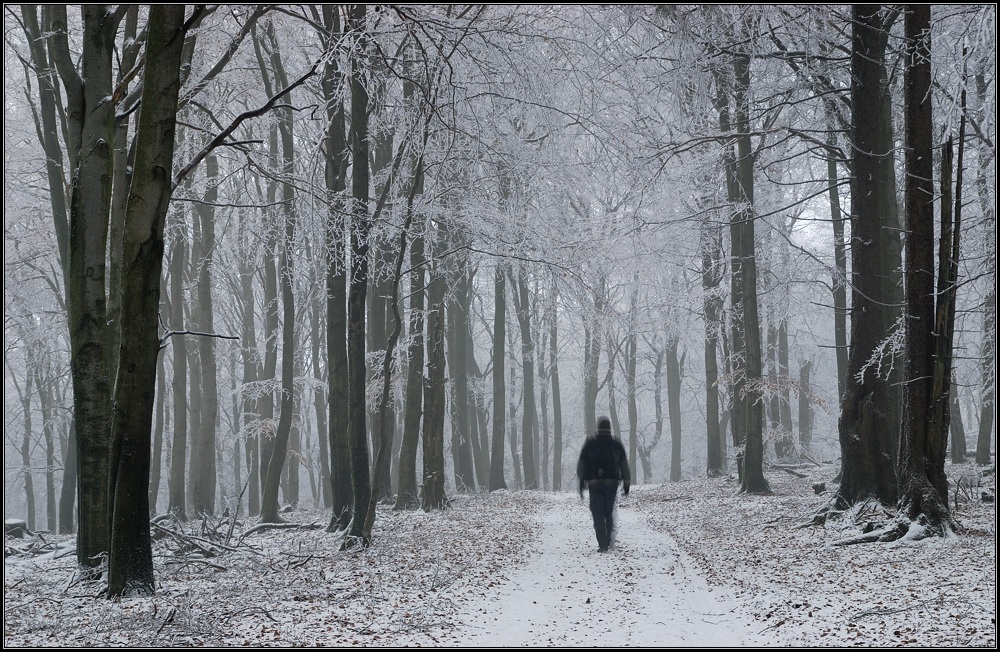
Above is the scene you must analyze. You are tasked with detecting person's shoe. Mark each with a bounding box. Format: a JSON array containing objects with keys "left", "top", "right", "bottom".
[{"left": 598, "top": 544, "right": 609, "bottom": 552}]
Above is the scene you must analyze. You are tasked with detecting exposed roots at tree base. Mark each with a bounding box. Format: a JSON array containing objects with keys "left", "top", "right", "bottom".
[{"left": 831, "top": 513, "right": 959, "bottom": 546}]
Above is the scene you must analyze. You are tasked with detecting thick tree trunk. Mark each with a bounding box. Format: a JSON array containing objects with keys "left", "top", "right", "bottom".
[
  {"left": 107, "top": 4, "right": 184, "bottom": 596},
  {"left": 896, "top": 5, "right": 954, "bottom": 535},
  {"left": 346, "top": 3, "right": 372, "bottom": 540},
  {"left": 725, "top": 52, "right": 769, "bottom": 494},
  {"left": 322, "top": 4, "right": 353, "bottom": 531},
  {"left": 260, "top": 25, "right": 297, "bottom": 524},
  {"left": 52, "top": 4, "right": 117, "bottom": 571},
  {"left": 835, "top": 5, "right": 898, "bottom": 508},
  {"left": 106, "top": 7, "right": 139, "bottom": 379}
]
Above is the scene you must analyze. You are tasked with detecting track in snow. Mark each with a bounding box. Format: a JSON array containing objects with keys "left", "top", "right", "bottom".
[{"left": 452, "top": 489, "right": 763, "bottom": 647}]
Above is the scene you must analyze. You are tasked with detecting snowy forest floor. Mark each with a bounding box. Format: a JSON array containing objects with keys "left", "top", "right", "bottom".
[{"left": 4, "top": 461, "right": 996, "bottom": 648}]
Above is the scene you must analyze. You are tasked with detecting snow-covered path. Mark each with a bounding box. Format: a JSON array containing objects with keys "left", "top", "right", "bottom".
[{"left": 451, "top": 489, "right": 764, "bottom": 647}]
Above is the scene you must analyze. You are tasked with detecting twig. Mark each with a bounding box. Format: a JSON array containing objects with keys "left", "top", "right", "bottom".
[
  {"left": 225, "top": 476, "right": 251, "bottom": 547},
  {"left": 164, "top": 558, "right": 229, "bottom": 572}
]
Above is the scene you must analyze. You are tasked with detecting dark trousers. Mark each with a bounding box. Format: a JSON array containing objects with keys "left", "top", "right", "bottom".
[{"left": 587, "top": 483, "right": 619, "bottom": 549}]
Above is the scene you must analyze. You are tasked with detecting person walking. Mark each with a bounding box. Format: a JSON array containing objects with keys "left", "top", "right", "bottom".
[{"left": 576, "top": 415, "right": 630, "bottom": 552}]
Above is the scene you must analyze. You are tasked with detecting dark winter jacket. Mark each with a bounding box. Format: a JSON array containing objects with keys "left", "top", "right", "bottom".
[{"left": 576, "top": 433, "right": 631, "bottom": 493}]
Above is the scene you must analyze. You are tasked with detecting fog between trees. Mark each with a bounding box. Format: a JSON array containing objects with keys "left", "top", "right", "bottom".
[{"left": 3, "top": 4, "right": 995, "bottom": 596}]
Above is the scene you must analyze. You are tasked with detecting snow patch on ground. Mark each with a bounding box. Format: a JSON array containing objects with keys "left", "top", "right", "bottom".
[{"left": 4, "top": 462, "right": 995, "bottom": 647}]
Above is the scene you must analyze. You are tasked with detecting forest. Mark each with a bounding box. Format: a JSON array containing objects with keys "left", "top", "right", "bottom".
[{"left": 2, "top": 2, "right": 996, "bottom": 606}]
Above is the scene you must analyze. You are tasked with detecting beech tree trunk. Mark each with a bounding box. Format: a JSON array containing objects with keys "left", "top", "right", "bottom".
[
  {"left": 346, "top": 3, "right": 372, "bottom": 540},
  {"left": 107, "top": 4, "right": 185, "bottom": 596},
  {"left": 322, "top": 4, "right": 353, "bottom": 531},
  {"left": 896, "top": 5, "right": 955, "bottom": 535},
  {"left": 835, "top": 5, "right": 899, "bottom": 508},
  {"left": 260, "top": 22, "right": 297, "bottom": 524},
  {"left": 51, "top": 4, "right": 118, "bottom": 571}
]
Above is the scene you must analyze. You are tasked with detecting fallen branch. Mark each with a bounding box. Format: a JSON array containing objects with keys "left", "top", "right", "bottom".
[
  {"left": 237, "top": 521, "right": 324, "bottom": 545},
  {"left": 164, "top": 557, "right": 229, "bottom": 572}
]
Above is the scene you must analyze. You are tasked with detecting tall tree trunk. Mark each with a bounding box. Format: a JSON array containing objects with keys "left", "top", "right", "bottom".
[
  {"left": 835, "top": 5, "right": 899, "bottom": 508},
  {"left": 666, "top": 339, "right": 684, "bottom": 482},
  {"left": 724, "top": 51, "right": 769, "bottom": 494},
  {"left": 826, "top": 132, "right": 849, "bottom": 402},
  {"left": 396, "top": 214, "right": 425, "bottom": 509},
  {"left": 260, "top": 22, "right": 297, "bottom": 524},
  {"left": 448, "top": 264, "right": 476, "bottom": 491},
  {"left": 37, "top": 365, "right": 58, "bottom": 531},
  {"left": 896, "top": 5, "right": 955, "bottom": 536},
  {"left": 321, "top": 5, "right": 353, "bottom": 531},
  {"left": 489, "top": 263, "right": 508, "bottom": 490},
  {"left": 508, "top": 340, "right": 523, "bottom": 489},
  {"left": 367, "top": 96, "right": 395, "bottom": 505},
  {"left": 346, "top": 3, "right": 373, "bottom": 539},
  {"left": 51, "top": 4, "right": 118, "bottom": 570},
  {"left": 767, "top": 324, "right": 784, "bottom": 457},
  {"left": 643, "top": 348, "right": 664, "bottom": 482},
  {"left": 549, "top": 274, "right": 564, "bottom": 490},
  {"left": 973, "top": 65, "right": 995, "bottom": 467},
  {"left": 187, "top": 327, "right": 203, "bottom": 510},
  {"left": 19, "top": 5, "right": 70, "bottom": 277},
  {"left": 468, "top": 325, "right": 492, "bottom": 489},
  {"left": 512, "top": 268, "right": 538, "bottom": 489},
  {"left": 237, "top": 209, "right": 262, "bottom": 517},
  {"left": 167, "top": 232, "right": 188, "bottom": 520},
  {"left": 107, "top": 4, "right": 185, "bottom": 596},
  {"left": 778, "top": 322, "right": 794, "bottom": 457},
  {"left": 626, "top": 279, "right": 639, "bottom": 475},
  {"left": 189, "top": 154, "right": 219, "bottom": 516},
  {"left": 422, "top": 250, "right": 448, "bottom": 510},
  {"left": 310, "top": 269, "right": 332, "bottom": 507},
  {"left": 106, "top": 6, "right": 139, "bottom": 380},
  {"left": 582, "top": 288, "right": 604, "bottom": 438},
  {"left": 702, "top": 226, "right": 725, "bottom": 476},
  {"left": 19, "top": 369, "right": 36, "bottom": 531}
]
